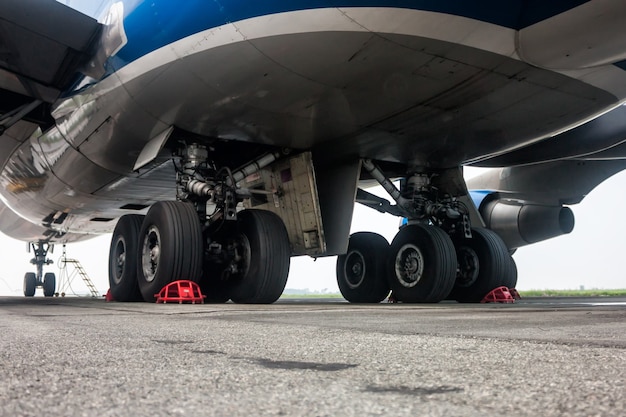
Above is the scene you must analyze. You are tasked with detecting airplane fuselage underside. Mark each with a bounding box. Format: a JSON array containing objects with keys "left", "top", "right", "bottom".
[
  {"left": 3, "top": 7, "right": 626, "bottom": 239},
  {"left": 3, "top": 1, "right": 626, "bottom": 302}
]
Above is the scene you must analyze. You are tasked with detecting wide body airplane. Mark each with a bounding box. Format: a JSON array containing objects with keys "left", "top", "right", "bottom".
[{"left": 1, "top": 0, "right": 626, "bottom": 303}]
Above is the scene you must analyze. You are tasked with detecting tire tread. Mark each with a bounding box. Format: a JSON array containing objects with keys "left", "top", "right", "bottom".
[
  {"left": 230, "top": 210, "right": 290, "bottom": 304},
  {"left": 337, "top": 232, "right": 390, "bottom": 303},
  {"left": 388, "top": 225, "right": 457, "bottom": 303}
]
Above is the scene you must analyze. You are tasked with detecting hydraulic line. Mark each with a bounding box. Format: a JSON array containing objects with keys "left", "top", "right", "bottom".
[{"left": 184, "top": 151, "right": 283, "bottom": 197}]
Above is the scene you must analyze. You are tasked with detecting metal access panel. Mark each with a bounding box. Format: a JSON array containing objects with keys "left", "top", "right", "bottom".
[{"left": 241, "top": 152, "right": 325, "bottom": 256}]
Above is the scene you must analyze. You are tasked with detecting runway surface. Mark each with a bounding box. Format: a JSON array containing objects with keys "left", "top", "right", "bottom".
[{"left": 1, "top": 296, "right": 624, "bottom": 416}]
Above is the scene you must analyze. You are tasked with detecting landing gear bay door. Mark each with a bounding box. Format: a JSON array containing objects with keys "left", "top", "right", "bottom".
[{"left": 241, "top": 152, "right": 325, "bottom": 257}]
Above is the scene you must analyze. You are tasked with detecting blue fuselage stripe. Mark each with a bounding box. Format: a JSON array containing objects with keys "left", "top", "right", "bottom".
[{"left": 111, "top": 0, "right": 590, "bottom": 71}]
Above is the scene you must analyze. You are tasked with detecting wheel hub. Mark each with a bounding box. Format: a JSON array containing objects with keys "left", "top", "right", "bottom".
[
  {"left": 344, "top": 250, "right": 366, "bottom": 289},
  {"left": 142, "top": 226, "right": 161, "bottom": 283},
  {"left": 228, "top": 233, "right": 251, "bottom": 279},
  {"left": 394, "top": 243, "right": 424, "bottom": 288},
  {"left": 456, "top": 246, "right": 479, "bottom": 288},
  {"left": 113, "top": 237, "right": 126, "bottom": 284}
]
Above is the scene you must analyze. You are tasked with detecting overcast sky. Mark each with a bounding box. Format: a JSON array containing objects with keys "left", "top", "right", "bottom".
[{"left": 1, "top": 167, "right": 625, "bottom": 296}]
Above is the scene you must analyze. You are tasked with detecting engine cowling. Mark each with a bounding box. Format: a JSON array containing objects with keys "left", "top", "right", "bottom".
[{"left": 479, "top": 199, "right": 575, "bottom": 250}]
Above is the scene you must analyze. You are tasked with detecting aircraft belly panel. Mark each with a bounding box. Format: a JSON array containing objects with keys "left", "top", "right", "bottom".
[
  {"left": 66, "top": 31, "right": 620, "bottom": 174},
  {"left": 53, "top": 79, "right": 170, "bottom": 176},
  {"left": 75, "top": 111, "right": 170, "bottom": 176},
  {"left": 44, "top": 7, "right": 626, "bottom": 183},
  {"left": 94, "top": 160, "right": 176, "bottom": 201},
  {"left": 4, "top": 4, "right": 626, "bottom": 242},
  {"left": 0, "top": 198, "right": 91, "bottom": 243},
  {"left": 518, "top": 0, "right": 626, "bottom": 70},
  {"left": 0, "top": 121, "right": 38, "bottom": 171}
]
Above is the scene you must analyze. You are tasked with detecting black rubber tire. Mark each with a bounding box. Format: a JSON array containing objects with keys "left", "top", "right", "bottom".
[
  {"left": 449, "top": 227, "right": 512, "bottom": 303},
  {"left": 43, "top": 272, "right": 56, "bottom": 297},
  {"left": 108, "top": 215, "right": 144, "bottom": 301},
  {"left": 336, "top": 232, "right": 390, "bottom": 303},
  {"left": 503, "top": 255, "right": 518, "bottom": 289},
  {"left": 137, "top": 202, "right": 203, "bottom": 302},
  {"left": 387, "top": 225, "right": 457, "bottom": 303},
  {"left": 230, "top": 210, "right": 290, "bottom": 304},
  {"left": 23, "top": 272, "right": 36, "bottom": 297}
]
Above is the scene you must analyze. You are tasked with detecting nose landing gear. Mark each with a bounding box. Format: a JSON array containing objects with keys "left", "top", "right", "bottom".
[{"left": 24, "top": 241, "right": 56, "bottom": 297}]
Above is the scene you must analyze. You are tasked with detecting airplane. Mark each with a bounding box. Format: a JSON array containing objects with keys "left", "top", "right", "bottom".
[{"left": 1, "top": 0, "right": 626, "bottom": 303}]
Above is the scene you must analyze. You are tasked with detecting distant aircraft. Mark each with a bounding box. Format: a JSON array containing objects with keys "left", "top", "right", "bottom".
[{"left": 1, "top": 0, "right": 626, "bottom": 303}]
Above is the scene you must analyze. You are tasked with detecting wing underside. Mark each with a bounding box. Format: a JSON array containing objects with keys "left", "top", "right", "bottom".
[{"left": 0, "top": 0, "right": 101, "bottom": 125}]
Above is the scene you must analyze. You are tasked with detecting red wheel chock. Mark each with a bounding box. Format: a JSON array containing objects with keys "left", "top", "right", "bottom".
[
  {"left": 481, "top": 286, "right": 521, "bottom": 304},
  {"left": 155, "top": 280, "right": 206, "bottom": 304},
  {"left": 105, "top": 289, "right": 115, "bottom": 302}
]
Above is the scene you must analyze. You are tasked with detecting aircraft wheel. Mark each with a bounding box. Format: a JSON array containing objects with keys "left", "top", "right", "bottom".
[
  {"left": 108, "top": 215, "right": 144, "bottom": 301},
  {"left": 43, "top": 272, "right": 56, "bottom": 297},
  {"left": 449, "top": 228, "right": 512, "bottom": 303},
  {"left": 336, "top": 232, "right": 390, "bottom": 303},
  {"left": 503, "top": 255, "right": 518, "bottom": 289},
  {"left": 137, "top": 202, "right": 203, "bottom": 302},
  {"left": 387, "top": 225, "right": 457, "bottom": 303},
  {"left": 229, "top": 210, "right": 290, "bottom": 304},
  {"left": 24, "top": 272, "right": 36, "bottom": 297}
]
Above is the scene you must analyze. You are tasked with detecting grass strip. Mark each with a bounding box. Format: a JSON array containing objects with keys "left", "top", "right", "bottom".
[
  {"left": 281, "top": 289, "right": 626, "bottom": 299},
  {"left": 517, "top": 289, "right": 626, "bottom": 297}
]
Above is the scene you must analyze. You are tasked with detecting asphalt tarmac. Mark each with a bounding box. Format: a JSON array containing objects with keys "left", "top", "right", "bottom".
[{"left": 1, "top": 296, "right": 624, "bottom": 417}]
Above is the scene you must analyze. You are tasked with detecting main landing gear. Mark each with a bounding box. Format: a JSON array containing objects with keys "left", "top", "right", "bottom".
[
  {"left": 336, "top": 161, "right": 517, "bottom": 303},
  {"left": 108, "top": 144, "right": 291, "bottom": 303},
  {"left": 23, "top": 241, "right": 56, "bottom": 297}
]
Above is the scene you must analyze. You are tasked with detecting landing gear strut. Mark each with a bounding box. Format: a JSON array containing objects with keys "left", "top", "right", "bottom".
[
  {"left": 338, "top": 160, "right": 517, "bottom": 303},
  {"left": 24, "top": 241, "right": 56, "bottom": 297},
  {"left": 108, "top": 143, "right": 291, "bottom": 303}
]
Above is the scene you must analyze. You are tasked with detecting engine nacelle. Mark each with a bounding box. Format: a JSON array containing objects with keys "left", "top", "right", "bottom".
[{"left": 480, "top": 199, "right": 575, "bottom": 250}]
